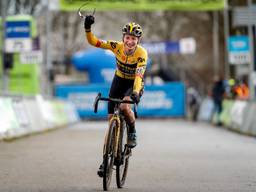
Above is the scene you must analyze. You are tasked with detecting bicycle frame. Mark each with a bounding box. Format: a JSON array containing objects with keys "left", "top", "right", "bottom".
[
  {"left": 94, "top": 93, "right": 137, "bottom": 190},
  {"left": 110, "top": 112, "right": 121, "bottom": 158},
  {"left": 94, "top": 93, "right": 137, "bottom": 157}
]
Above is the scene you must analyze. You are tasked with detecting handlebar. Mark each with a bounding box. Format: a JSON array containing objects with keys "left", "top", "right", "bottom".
[{"left": 94, "top": 93, "right": 138, "bottom": 118}]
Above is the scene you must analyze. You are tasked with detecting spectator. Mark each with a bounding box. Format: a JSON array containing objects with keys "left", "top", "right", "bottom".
[
  {"left": 233, "top": 78, "right": 249, "bottom": 100},
  {"left": 187, "top": 86, "right": 201, "bottom": 121},
  {"left": 227, "top": 78, "right": 236, "bottom": 99},
  {"left": 212, "top": 76, "right": 225, "bottom": 126}
]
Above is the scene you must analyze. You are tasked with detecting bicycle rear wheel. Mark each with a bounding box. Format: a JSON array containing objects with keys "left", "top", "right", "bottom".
[
  {"left": 103, "top": 119, "right": 116, "bottom": 191},
  {"left": 116, "top": 120, "right": 131, "bottom": 188}
]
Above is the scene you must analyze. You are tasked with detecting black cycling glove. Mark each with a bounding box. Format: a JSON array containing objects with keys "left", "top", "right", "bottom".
[
  {"left": 130, "top": 92, "right": 140, "bottom": 104},
  {"left": 84, "top": 15, "right": 95, "bottom": 30}
]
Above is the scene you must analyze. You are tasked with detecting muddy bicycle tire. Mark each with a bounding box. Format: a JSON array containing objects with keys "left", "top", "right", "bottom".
[
  {"left": 103, "top": 120, "right": 116, "bottom": 191},
  {"left": 116, "top": 121, "right": 130, "bottom": 188}
]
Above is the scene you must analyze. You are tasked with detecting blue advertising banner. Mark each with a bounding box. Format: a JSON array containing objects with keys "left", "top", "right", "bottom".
[
  {"left": 228, "top": 35, "right": 251, "bottom": 64},
  {"left": 55, "top": 82, "right": 185, "bottom": 118},
  {"left": 139, "top": 83, "right": 185, "bottom": 117},
  {"left": 142, "top": 38, "right": 196, "bottom": 54},
  {"left": 228, "top": 36, "right": 249, "bottom": 52},
  {"left": 55, "top": 84, "right": 110, "bottom": 118},
  {"left": 142, "top": 42, "right": 180, "bottom": 54},
  {"left": 165, "top": 42, "right": 180, "bottom": 54},
  {"left": 5, "top": 21, "right": 31, "bottom": 38}
]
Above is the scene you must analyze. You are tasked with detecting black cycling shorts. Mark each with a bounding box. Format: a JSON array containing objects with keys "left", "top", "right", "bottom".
[{"left": 108, "top": 75, "right": 134, "bottom": 114}]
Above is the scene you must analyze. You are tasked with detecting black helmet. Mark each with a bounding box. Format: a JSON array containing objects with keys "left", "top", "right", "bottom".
[{"left": 122, "top": 22, "right": 143, "bottom": 37}]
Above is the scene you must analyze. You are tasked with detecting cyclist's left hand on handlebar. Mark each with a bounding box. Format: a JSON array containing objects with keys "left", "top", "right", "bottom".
[
  {"left": 130, "top": 92, "right": 140, "bottom": 104},
  {"left": 84, "top": 15, "right": 95, "bottom": 30}
]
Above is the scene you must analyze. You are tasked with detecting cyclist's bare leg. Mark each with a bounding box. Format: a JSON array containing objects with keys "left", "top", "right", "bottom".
[
  {"left": 120, "top": 96, "right": 137, "bottom": 147},
  {"left": 108, "top": 114, "right": 113, "bottom": 121},
  {"left": 120, "top": 96, "right": 135, "bottom": 123}
]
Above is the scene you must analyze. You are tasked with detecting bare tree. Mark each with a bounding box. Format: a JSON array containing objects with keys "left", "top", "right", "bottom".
[
  {"left": 1, "top": 0, "right": 45, "bottom": 16},
  {"left": 1, "top": 1, "right": 224, "bottom": 93}
]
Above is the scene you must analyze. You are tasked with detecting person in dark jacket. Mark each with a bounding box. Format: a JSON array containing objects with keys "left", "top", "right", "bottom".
[{"left": 212, "top": 76, "right": 225, "bottom": 125}]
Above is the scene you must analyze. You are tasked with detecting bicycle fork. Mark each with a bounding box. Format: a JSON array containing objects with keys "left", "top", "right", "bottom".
[
  {"left": 113, "top": 116, "right": 121, "bottom": 158},
  {"left": 105, "top": 115, "right": 121, "bottom": 159}
]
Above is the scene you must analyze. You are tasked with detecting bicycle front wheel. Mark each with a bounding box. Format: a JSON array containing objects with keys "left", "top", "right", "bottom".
[
  {"left": 103, "top": 119, "right": 116, "bottom": 191},
  {"left": 116, "top": 121, "right": 130, "bottom": 188}
]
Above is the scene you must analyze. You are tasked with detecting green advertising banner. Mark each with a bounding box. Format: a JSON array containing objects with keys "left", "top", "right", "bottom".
[
  {"left": 60, "top": 0, "right": 226, "bottom": 11},
  {"left": 0, "top": 15, "right": 40, "bottom": 96},
  {"left": 8, "top": 54, "right": 40, "bottom": 95}
]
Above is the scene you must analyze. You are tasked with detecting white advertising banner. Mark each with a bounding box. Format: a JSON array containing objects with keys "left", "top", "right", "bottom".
[
  {"left": 179, "top": 38, "right": 196, "bottom": 54},
  {"left": 5, "top": 38, "right": 32, "bottom": 53},
  {"left": 20, "top": 51, "right": 43, "bottom": 64}
]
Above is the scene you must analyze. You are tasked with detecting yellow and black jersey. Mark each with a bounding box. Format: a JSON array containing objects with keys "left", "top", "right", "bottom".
[{"left": 85, "top": 31, "right": 148, "bottom": 94}]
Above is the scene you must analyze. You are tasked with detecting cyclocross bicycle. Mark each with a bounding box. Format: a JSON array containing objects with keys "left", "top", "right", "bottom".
[{"left": 94, "top": 93, "right": 138, "bottom": 191}]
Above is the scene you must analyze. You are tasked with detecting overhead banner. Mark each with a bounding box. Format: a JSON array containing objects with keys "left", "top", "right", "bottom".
[{"left": 60, "top": 0, "right": 226, "bottom": 11}]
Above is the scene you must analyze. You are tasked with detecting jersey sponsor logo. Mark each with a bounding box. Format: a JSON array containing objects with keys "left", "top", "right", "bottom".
[
  {"left": 116, "top": 58, "right": 137, "bottom": 68},
  {"left": 116, "top": 61, "right": 137, "bottom": 75},
  {"left": 96, "top": 40, "right": 102, "bottom": 47},
  {"left": 110, "top": 41, "right": 118, "bottom": 49},
  {"left": 137, "top": 57, "right": 145, "bottom": 63},
  {"left": 136, "top": 66, "right": 146, "bottom": 78},
  {"left": 135, "top": 74, "right": 144, "bottom": 78}
]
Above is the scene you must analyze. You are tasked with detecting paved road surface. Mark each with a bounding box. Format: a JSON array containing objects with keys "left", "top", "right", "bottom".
[{"left": 1, "top": 119, "right": 256, "bottom": 192}]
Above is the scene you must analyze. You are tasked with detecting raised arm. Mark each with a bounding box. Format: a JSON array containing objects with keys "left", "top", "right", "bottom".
[{"left": 84, "top": 15, "right": 117, "bottom": 51}]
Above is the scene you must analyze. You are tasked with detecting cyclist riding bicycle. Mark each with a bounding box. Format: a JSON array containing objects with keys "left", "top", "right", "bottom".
[{"left": 84, "top": 15, "right": 148, "bottom": 177}]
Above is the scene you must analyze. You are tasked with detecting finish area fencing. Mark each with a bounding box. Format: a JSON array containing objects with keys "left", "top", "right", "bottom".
[
  {"left": 198, "top": 98, "right": 256, "bottom": 137},
  {"left": 0, "top": 95, "right": 79, "bottom": 141}
]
